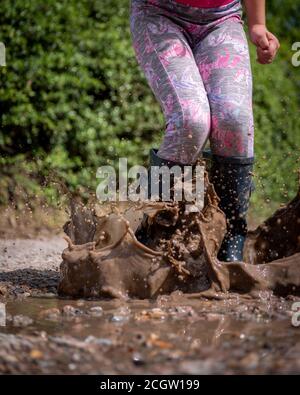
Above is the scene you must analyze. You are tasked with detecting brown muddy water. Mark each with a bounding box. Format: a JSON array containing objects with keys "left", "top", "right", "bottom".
[
  {"left": 1, "top": 171, "right": 300, "bottom": 374},
  {"left": 0, "top": 294, "right": 300, "bottom": 374},
  {"left": 59, "top": 172, "right": 300, "bottom": 299}
]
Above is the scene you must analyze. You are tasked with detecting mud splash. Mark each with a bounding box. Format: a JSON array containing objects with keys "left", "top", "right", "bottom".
[{"left": 59, "top": 172, "right": 300, "bottom": 299}]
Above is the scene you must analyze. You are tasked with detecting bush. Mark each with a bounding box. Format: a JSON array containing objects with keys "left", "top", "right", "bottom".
[
  {"left": 0, "top": 0, "right": 162, "bottom": 176},
  {"left": 250, "top": 42, "right": 300, "bottom": 216}
]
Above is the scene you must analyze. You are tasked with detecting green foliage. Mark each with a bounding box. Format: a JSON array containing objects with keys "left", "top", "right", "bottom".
[
  {"left": 0, "top": 0, "right": 162, "bottom": 169},
  {"left": 0, "top": 0, "right": 299, "bottom": 220},
  {"left": 251, "top": 42, "right": 300, "bottom": 216},
  {"left": 267, "top": 0, "right": 300, "bottom": 43}
]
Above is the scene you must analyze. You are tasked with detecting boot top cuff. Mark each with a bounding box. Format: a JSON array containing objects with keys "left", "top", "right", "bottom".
[{"left": 211, "top": 154, "right": 255, "bottom": 165}]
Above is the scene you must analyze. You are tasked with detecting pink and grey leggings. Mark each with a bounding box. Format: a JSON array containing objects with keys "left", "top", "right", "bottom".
[{"left": 130, "top": 0, "right": 254, "bottom": 164}]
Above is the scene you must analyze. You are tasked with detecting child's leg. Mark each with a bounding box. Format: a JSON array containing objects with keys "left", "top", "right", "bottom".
[
  {"left": 194, "top": 18, "right": 254, "bottom": 159},
  {"left": 194, "top": 19, "right": 254, "bottom": 261},
  {"left": 130, "top": 2, "right": 211, "bottom": 165}
]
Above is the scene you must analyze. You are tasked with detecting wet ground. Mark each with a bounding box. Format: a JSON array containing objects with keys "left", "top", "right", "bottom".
[{"left": 0, "top": 237, "right": 300, "bottom": 374}]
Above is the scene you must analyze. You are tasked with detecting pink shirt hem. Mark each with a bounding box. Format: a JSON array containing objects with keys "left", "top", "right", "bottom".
[{"left": 175, "top": 0, "right": 233, "bottom": 8}]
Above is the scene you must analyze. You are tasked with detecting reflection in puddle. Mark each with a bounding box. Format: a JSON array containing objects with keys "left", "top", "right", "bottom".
[
  {"left": 0, "top": 296, "right": 299, "bottom": 374},
  {"left": 1, "top": 296, "right": 299, "bottom": 348}
]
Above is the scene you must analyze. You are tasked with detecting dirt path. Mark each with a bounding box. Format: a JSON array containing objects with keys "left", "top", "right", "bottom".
[
  {"left": 0, "top": 237, "right": 65, "bottom": 298},
  {"left": 0, "top": 237, "right": 65, "bottom": 272},
  {"left": 0, "top": 236, "right": 300, "bottom": 374}
]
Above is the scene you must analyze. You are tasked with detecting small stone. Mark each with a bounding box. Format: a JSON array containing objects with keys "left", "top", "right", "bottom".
[
  {"left": 30, "top": 349, "right": 43, "bottom": 359},
  {"left": 240, "top": 352, "right": 259, "bottom": 369},
  {"left": 110, "top": 315, "right": 129, "bottom": 323},
  {"left": 0, "top": 285, "right": 8, "bottom": 296},
  {"left": 84, "top": 335, "right": 113, "bottom": 346},
  {"left": 62, "top": 305, "right": 83, "bottom": 317},
  {"left": 40, "top": 308, "right": 61, "bottom": 320},
  {"left": 89, "top": 306, "right": 103, "bottom": 316},
  {"left": 110, "top": 306, "right": 130, "bottom": 323},
  {"left": 72, "top": 353, "right": 81, "bottom": 362},
  {"left": 179, "top": 360, "right": 216, "bottom": 375},
  {"left": 0, "top": 303, "right": 6, "bottom": 327},
  {"left": 38, "top": 292, "right": 56, "bottom": 299},
  {"left": 132, "top": 352, "right": 145, "bottom": 366},
  {"left": 136, "top": 308, "right": 166, "bottom": 321},
  {"left": 12, "top": 315, "right": 33, "bottom": 327}
]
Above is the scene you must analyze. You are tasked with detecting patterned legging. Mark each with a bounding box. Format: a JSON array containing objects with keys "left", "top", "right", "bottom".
[{"left": 130, "top": 0, "right": 254, "bottom": 164}]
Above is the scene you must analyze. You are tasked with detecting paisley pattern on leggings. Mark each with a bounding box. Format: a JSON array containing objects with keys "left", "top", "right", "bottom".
[{"left": 130, "top": 0, "right": 254, "bottom": 164}]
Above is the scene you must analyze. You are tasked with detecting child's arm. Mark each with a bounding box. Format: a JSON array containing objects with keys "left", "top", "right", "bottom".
[{"left": 244, "top": 0, "right": 280, "bottom": 64}]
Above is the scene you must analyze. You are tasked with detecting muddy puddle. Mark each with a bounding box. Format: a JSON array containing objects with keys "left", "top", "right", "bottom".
[
  {"left": 1, "top": 168, "right": 300, "bottom": 374},
  {"left": 0, "top": 295, "right": 299, "bottom": 374}
]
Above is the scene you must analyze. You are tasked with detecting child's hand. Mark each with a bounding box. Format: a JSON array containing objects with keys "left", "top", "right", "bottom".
[{"left": 249, "top": 24, "right": 280, "bottom": 64}]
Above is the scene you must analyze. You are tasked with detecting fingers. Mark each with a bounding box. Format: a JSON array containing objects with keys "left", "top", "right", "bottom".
[
  {"left": 256, "top": 47, "right": 272, "bottom": 64},
  {"left": 266, "top": 31, "right": 280, "bottom": 50},
  {"left": 257, "top": 32, "right": 280, "bottom": 65},
  {"left": 256, "top": 47, "right": 276, "bottom": 64},
  {"left": 257, "top": 34, "right": 270, "bottom": 50}
]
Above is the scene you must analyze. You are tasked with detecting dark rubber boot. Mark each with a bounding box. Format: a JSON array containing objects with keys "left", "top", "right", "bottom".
[
  {"left": 147, "top": 148, "right": 185, "bottom": 201},
  {"left": 136, "top": 148, "right": 185, "bottom": 245},
  {"left": 210, "top": 155, "right": 254, "bottom": 262}
]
